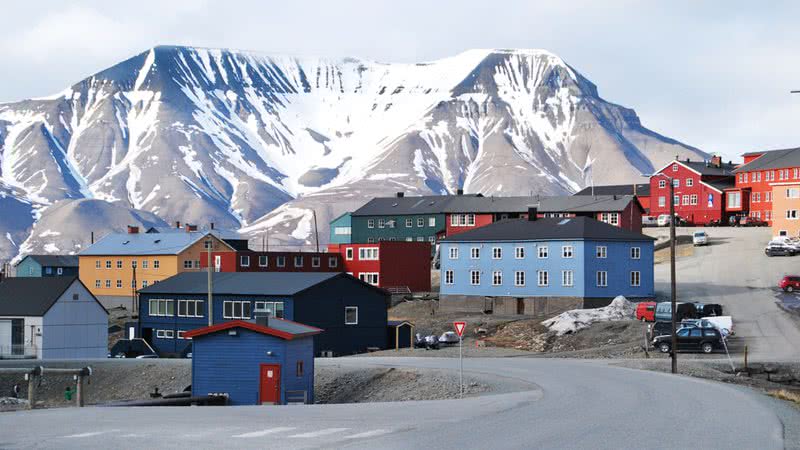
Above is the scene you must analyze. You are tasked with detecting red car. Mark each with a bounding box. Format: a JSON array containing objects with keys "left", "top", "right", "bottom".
[
  {"left": 739, "top": 216, "right": 768, "bottom": 227},
  {"left": 780, "top": 276, "right": 800, "bottom": 293},
  {"left": 635, "top": 302, "right": 657, "bottom": 322}
]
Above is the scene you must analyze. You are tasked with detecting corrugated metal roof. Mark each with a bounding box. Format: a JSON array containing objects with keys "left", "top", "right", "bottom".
[
  {"left": 138, "top": 272, "right": 344, "bottom": 296},
  {"left": 537, "top": 195, "right": 640, "bottom": 213},
  {"left": 16, "top": 255, "right": 78, "bottom": 268},
  {"left": 146, "top": 227, "right": 245, "bottom": 241},
  {"left": 441, "top": 216, "right": 655, "bottom": 243},
  {"left": 184, "top": 319, "right": 322, "bottom": 340},
  {"left": 0, "top": 277, "right": 78, "bottom": 316},
  {"left": 733, "top": 147, "right": 800, "bottom": 173},
  {"left": 352, "top": 194, "right": 483, "bottom": 216},
  {"left": 79, "top": 231, "right": 231, "bottom": 256},
  {"left": 573, "top": 184, "right": 650, "bottom": 197}
]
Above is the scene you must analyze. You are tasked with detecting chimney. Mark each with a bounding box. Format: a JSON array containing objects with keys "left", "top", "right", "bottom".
[
  {"left": 127, "top": 225, "right": 139, "bottom": 234},
  {"left": 457, "top": 189, "right": 464, "bottom": 196},
  {"left": 210, "top": 222, "right": 215, "bottom": 230},
  {"left": 185, "top": 224, "right": 198, "bottom": 232},
  {"left": 527, "top": 207, "right": 538, "bottom": 221},
  {"left": 633, "top": 184, "right": 637, "bottom": 196},
  {"left": 711, "top": 155, "right": 722, "bottom": 168},
  {"left": 686, "top": 157, "right": 690, "bottom": 163},
  {"left": 175, "top": 221, "right": 181, "bottom": 229},
  {"left": 396, "top": 192, "right": 404, "bottom": 198}
]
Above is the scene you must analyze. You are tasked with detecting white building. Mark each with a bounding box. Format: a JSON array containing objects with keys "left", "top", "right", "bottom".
[{"left": 0, "top": 277, "right": 108, "bottom": 359}]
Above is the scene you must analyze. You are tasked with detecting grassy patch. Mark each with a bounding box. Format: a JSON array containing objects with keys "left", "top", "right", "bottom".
[{"left": 768, "top": 389, "right": 800, "bottom": 406}]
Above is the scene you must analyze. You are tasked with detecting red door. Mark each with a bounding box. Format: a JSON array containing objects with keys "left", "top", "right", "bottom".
[{"left": 259, "top": 364, "right": 281, "bottom": 405}]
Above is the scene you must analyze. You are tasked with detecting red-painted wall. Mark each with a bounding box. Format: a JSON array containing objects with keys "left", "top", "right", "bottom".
[
  {"left": 328, "top": 242, "right": 431, "bottom": 292},
  {"left": 734, "top": 166, "right": 800, "bottom": 224},
  {"left": 637, "top": 195, "right": 651, "bottom": 214},
  {"left": 445, "top": 213, "right": 494, "bottom": 236},
  {"left": 649, "top": 162, "right": 727, "bottom": 225},
  {"left": 200, "top": 251, "right": 342, "bottom": 272}
]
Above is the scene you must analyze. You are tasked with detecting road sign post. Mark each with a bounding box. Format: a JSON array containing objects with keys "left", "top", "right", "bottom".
[{"left": 453, "top": 321, "right": 466, "bottom": 398}]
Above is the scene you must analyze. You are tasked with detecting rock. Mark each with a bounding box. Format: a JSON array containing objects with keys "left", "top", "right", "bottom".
[{"left": 769, "top": 373, "right": 794, "bottom": 384}]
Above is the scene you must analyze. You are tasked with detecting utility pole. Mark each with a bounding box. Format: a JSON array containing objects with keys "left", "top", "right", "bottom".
[
  {"left": 207, "top": 236, "right": 213, "bottom": 327},
  {"left": 312, "top": 209, "right": 320, "bottom": 253},
  {"left": 131, "top": 265, "right": 137, "bottom": 315},
  {"left": 668, "top": 176, "right": 677, "bottom": 374}
]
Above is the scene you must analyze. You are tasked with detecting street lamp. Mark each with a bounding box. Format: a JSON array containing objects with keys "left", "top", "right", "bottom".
[{"left": 645, "top": 172, "right": 678, "bottom": 374}]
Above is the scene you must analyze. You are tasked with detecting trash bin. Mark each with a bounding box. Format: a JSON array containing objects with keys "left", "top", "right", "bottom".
[{"left": 64, "top": 386, "right": 73, "bottom": 401}]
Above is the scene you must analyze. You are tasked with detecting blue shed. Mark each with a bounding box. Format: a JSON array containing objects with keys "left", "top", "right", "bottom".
[
  {"left": 14, "top": 255, "right": 79, "bottom": 278},
  {"left": 185, "top": 317, "right": 322, "bottom": 405}
]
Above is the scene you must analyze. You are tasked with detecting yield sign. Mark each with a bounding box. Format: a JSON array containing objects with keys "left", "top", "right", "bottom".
[{"left": 453, "top": 321, "right": 466, "bottom": 337}]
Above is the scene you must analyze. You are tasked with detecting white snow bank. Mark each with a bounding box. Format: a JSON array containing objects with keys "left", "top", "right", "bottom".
[{"left": 541, "top": 296, "right": 635, "bottom": 336}]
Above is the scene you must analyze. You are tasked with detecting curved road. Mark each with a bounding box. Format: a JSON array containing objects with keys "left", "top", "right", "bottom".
[{"left": 0, "top": 357, "right": 793, "bottom": 449}]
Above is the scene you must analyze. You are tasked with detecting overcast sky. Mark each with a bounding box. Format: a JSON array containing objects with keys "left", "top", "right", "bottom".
[{"left": 1, "top": 1, "right": 797, "bottom": 160}]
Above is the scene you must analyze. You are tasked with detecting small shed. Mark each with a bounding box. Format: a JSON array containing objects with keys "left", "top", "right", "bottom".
[
  {"left": 387, "top": 320, "right": 414, "bottom": 350},
  {"left": 185, "top": 317, "right": 322, "bottom": 405}
]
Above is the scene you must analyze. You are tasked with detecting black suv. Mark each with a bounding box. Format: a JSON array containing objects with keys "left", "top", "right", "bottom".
[{"left": 652, "top": 327, "right": 723, "bottom": 354}]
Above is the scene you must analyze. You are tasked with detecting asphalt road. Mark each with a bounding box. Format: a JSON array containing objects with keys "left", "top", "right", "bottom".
[
  {"left": 650, "top": 226, "right": 800, "bottom": 361},
  {"left": 0, "top": 357, "right": 793, "bottom": 449}
]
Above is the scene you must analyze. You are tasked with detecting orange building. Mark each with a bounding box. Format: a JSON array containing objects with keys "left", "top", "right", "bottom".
[
  {"left": 78, "top": 225, "right": 243, "bottom": 308},
  {"left": 771, "top": 183, "right": 800, "bottom": 237}
]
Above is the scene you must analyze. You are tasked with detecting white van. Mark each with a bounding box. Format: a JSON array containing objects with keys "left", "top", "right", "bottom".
[{"left": 657, "top": 214, "right": 672, "bottom": 227}]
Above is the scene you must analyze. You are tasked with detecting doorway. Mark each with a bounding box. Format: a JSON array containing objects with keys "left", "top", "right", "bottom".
[
  {"left": 516, "top": 298, "right": 525, "bottom": 315},
  {"left": 259, "top": 364, "right": 281, "bottom": 405},
  {"left": 141, "top": 327, "right": 153, "bottom": 345}
]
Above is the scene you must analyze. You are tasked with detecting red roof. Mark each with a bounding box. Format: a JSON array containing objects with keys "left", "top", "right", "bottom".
[{"left": 183, "top": 319, "right": 323, "bottom": 340}]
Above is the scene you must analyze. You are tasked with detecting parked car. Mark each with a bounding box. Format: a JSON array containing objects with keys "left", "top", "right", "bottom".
[
  {"left": 438, "top": 331, "right": 460, "bottom": 345},
  {"left": 740, "top": 216, "right": 768, "bottom": 227},
  {"left": 692, "top": 231, "right": 708, "bottom": 246},
  {"left": 770, "top": 238, "right": 800, "bottom": 252},
  {"left": 653, "top": 327, "right": 724, "bottom": 354},
  {"left": 654, "top": 302, "right": 697, "bottom": 322},
  {"left": 657, "top": 214, "right": 672, "bottom": 227},
  {"left": 642, "top": 216, "right": 658, "bottom": 227},
  {"left": 635, "top": 302, "right": 657, "bottom": 322},
  {"left": 780, "top": 275, "right": 800, "bottom": 293},
  {"left": 765, "top": 243, "right": 796, "bottom": 257},
  {"left": 707, "top": 218, "right": 727, "bottom": 227}
]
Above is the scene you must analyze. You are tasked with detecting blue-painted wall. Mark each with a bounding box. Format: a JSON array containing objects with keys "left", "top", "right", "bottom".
[
  {"left": 16, "top": 258, "right": 78, "bottom": 278},
  {"left": 440, "top": 239, "right": 653, "bottom": 299},
  {"left": 329, "top": 213, "right": 352, "bottom": 244},
  {"left": 191, "top": 328, "right": 315, "bottom": 405}
]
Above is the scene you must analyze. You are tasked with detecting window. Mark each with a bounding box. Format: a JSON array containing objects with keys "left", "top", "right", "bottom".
[
  {"left": 672, "top": 164, "right": 678, "bottom": 172},
  {"left": 148, "top": 299, "right": 174, "bottom": 317},
  {"left": 686, "top": 178, "right": 693, "bottom": 187},
  {"left": 406, "top": 218, "right": 413, "bottom": 227},
  {"left": 658, "top": 180, "right": 666, "bottom": 189},
  {"left": 334, "top": 226, "right": 351, "bottom": 235},
  {"left": 296, "top": 361, "right": 304, "bottom": 377},
  {"left": 538, "top": 246, "right": 549, "bottom": 258},
  {"left": 417, "top": 217, "right": 424, "bottom": 227},
  {"left": 787, "top": 188, "right": 800, "bottom": 199},
  {"left": 105, "top": 280, "right": 111, "bottom": 288},
  {"left": 183, "top": 260, "right": 193, "bottom": 269},
  {"left": 56, "top": 268, "right": 63, "bottom": 275},
  {"left": 690, "top": 194, "right": 698, "bottom": 205},
  {"left": 277, "top": 256, "right": 286, "bottom": 267},
  {"left": 116, "top": 260, "right": 123, "bottom": 269},
  {"left": 153, "top": 260, "right": 160, "bottom": 269},
  {"left": 600, "top": 212, "right": 619, "bottom": 226},
  {"left": 658, "top": 196, "right": 666, "bottom": 207},
  {"left": 294, "top": 256, "right": 303, "bottom": 267},
  {"left": 223, "top": 301, "right": 251, "bottom": 319},
  {"left": 367, "top": 219, "right": 375, "bottom": 228},
  {"left": 562, "top": 245, "right": 573, "bottom": 258},
  {"left": 787, "top": 210, "right": 799, "bottom": 220},
  {"left": 329, "top": 256, "right": 338, "bottom": 268},
  {"left": 177, "top": 331, "right": 188, "bottom": 340},
  {"left": 597, "top": 271, "right": 608, "bottom": 287},
  {"left": 257, "top": 255, "right": 268, "bottom": 267},
  {"left": 515, "top": 247, "right": 525, "bottom": 259},
  {"left": 345, "top": 306, "right": 359, "bottom": 325},
  {"left": 766, "top": 191, "right": 772, "bottom": 202},
  {"left": 727, "top": 192, "right": 741, "bottom": 208},
  {"left": 359, "top": 247, "right": 379, "bottom": 260},
  {"left": 178, "top": 299, "right": 204, "bottom": 317},
  {"left": 106, "top": 260, "right": 112, "bottom": 269},
  {"left": 470, "top": 270, "right": 481, "bottom": 285},
  {"left": 630, "top": 247, "right": 641, "bottom": 259},
  {"left": 194, "top": 260, "right": 201, "bottom": 269},
  {"left": 156, "top": 329, "right": 175, "bottom": 339},
  {"left": 95, "top": 260, "right": 101, "bottom": 269},
  {"left": 204, "top": 239, "right": 213, "bottom": 250},
  {"left": 449, "top": 247, "right": 459, "bottom": 259},
  {"left": 562, "top": 270, "right": 574, "bottom": 287},
  {"left": 428, "top": 236, "right": 436, "bottom": 243},
  {"left": 492, "top": 247, "right": 502, "bottom": 259},
  {"left": 254, "top": 301, "right": 285, "bottom": 318},
  {"left": 131, "top": 280, "right": 136, "bottom": 289},
  {"left": 672, "top": 178, "right": 680, "bottom": 187},
  {"left": 537, "top": 270, "right": 549, "bottom": 287},
  {"left": 444, "top": 270, "right": 454, "bottom": 285},
  {"left": 428, "top": 217, "right": 436, "bottom": 227},
  {"left": 240, "top": 255, "right": 250, "bottom": 267},
  {"left": 142, "top": 280, "right": 148, "bottom": 288},
  {"left": 345, "top": 248, "right": 354, "bottom": 261},
  {"left": 596, "top": 246, "right": 607, "bottom": 258},
  {"left": 140, "top": 260, "right": 148, "bottom": 269},
  {"left": 467, "top": 214, "right": 475, "bottom": 226},
  {"left": 492, "top": 271, "right": 502, "bottom": 286},
  {"left": 515, "top": 271, "right": 526, "bottom": 287},
  {"left": 95, "top": 280, "right": 101, "bottom": 288},
  {"left": 673, "top": 195, "right": 680, "bottom": 205},
  {"left": 470, "top": 247, "right": 480, "bottom": 259},
  {"left": 312, "top": 256, "right": 321, "bottom": 268},
  {"left": 416, "top": 237, "right": 424, "bottom": 242},
  {"left": 131, "top": 260, "right": 137, "bottom": 269},
  {"left": 359, "top": 272, "right": 379, "bottom": 285},
  {"left": 682, "top": 195, "right": 690, "bottom": 205},
  {"left": 378, "top": 218, "right": 385, "bottom": 228},
  {"left": 386, "top": 219, "right": 395, "bottom": 229},
  {"left": 116, "top": 279, "right": 122, "bottom": 288},
  {"left": 631, "top": 271, "right": 641, "bottom": 287}
]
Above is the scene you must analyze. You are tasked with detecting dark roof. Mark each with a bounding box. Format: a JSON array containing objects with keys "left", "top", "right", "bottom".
[
  {"left": 0, "top": 277, "right": 78, "bottom": 316},
  {"left": 537, "top": 195, "right": 641, "bottom": 213},
  {"left": 678, "top": 160, "right": 737, "bottom": 176},
  {"left": 734, "top": 147, "right": 800, "bottom": 173},
  {"left": 15, "top": 255, "right": 78, "bottom": 268},
  {"left": 704, "top": 178, "right": 735, "bottom": 192},
  {"left": 352, "top": 194, "right": 483, "bottom": 216},
  {"left": 388, "top": 320, "right": 414, "bottom": 327},
  {"left": 441, "top": 216, "right": 655, "bottom": 243},
  {"left": 138, "top": 272, "right": 386, "bottom": 297},
  {"left": 573, "top": 184, "right": 650, "bottom": 197},
  {"left": 184, "top": 319, "right": 322, "bottom": 340}
]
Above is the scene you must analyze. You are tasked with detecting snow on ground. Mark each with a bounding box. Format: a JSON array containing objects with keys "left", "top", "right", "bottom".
[{"left": 541, "top": 296, "right": 635, "bottom": 336}]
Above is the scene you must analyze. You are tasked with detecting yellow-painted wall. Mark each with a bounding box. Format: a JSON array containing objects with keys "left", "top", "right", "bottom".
[{"left": 772, "top": 184, "right": 800, "bottom": 237}]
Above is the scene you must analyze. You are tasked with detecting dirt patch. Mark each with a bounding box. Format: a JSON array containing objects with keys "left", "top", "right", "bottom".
[
  {"left": 768, "top": 389, "right": 800, "bottom": 407},
  {"left": 654, "top": 241, "right": 694, "bottom": 264}
]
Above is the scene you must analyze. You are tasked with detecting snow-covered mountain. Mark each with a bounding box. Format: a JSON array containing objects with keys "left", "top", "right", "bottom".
[{"left": 0, "top": 46, "right": 705, "bottom": 261}]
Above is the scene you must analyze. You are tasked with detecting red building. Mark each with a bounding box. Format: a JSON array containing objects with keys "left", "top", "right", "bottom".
[
  {"left": 328, "top": 241, "right": 431, "bottom": 293},
  {"left": 648, "top": 156, "right": 736, "bottom": 225},
  {"left": 200, "top": 250, "right": 342, "bottom": 273},
  {"left": 727, "top": 148, "right": 800, "bottom": 225},
  {"left": 536, "top": 195, "right": 644, "bottom": 233}
]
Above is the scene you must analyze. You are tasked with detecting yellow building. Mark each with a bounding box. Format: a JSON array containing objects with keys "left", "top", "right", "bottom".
[
  {"left": 771, "top": 183, "right": 800, "bottom": 237},
  {"left": 78, "top": 226, "right": 241, "bottom": 308}
]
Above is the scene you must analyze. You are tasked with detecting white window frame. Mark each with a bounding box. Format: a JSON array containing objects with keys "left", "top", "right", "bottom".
[
  {"left": 294, "top": 256, "right": 304, "bottom": 267},
  {"left": 596, "top": 246, "right": 607, "bottom": 259},
  {"left": 223, "top": 300, "right": 251, "bottom": 319},
  {"left": 359, "top": 272, "right": 379, "bottom": 285},
  {"left": 467, "top": 214, "right": 475, "bottom": 226},
  {"left": 597, "top": 271, "right": 608, "bottom": 287},
  {"left": 449, "top": 247, "right": 459, "bottom": 259},
  {"left": 631, "top": 247, "right": 641, "bottom": 259},
  {"left": 345, "top": 248, "right": 354, "bottom": 260},
  {"left": 406, "top": 218, "right": 413, "bottom": 227},
  {"left": 492, "top": 247, "right": 502, "bottom": 259},
  {"left": 658, "top": 180, "right": 666, "bottom": 189},
  {"left": 515, "top": 247, "right": 525, "bottom": 259},
  {"left": 311, "top": 256, "right": 321, "bottom": 268},
  {"left": 276, "top": 256, "right": 286, "bottom": 267},
  {"left": 95, "top": 260, "right": 101, "bottom": 269},
  {"left": 672, "top": 164, "right": 678, "bottom": 172},
  {"left": 538, "top": 246, "right": 549, "bottom": 259},
  {"left": 367, "top": 219, "right": 375, "bottom": 228},
  {"left": 329, "top": 256, "right": 338, "bottom": 268},
  {"left": 378, "top": 218, "right": 385, "bottom": 228},
  {"left": 470, "top": 270, "right": 481, "bottom": 286},
  {"left": 686, "top": 178, "right": 694, "bottom": 187},
  {"left": 631, "top": 271, "right": 641, "bottom": 287},
  {"left": 514, "top": 271, "right": 525, "bottom": 287},
  {"left": 470, "top": 247, "right": 480, "bottom": 259},
  {"left": 690, "top": 194, "right": 698, "bottom": 205},
  {"left": 428, "top": 217, "right": 436, "bottom": 227},
  {"left": 95, "top": 280, "right": 101, "bottom": 288},
  {"left": 562, "top": 270, "right": 574, "bottom": 287},
  {"left": 358, "top": 247, "right": 379, "bottom": 260},
  {"left": 492, "top": 271, "right": 502, "bottom": 286},
  {"left": 658, "top": 196, "right": 666, "bottom": 207},
  {"left": 178, "top": 299, "right": 204, "bottom": 318},
  {"left": 562, "top": 245, "right": 573, "bottom": 258},
  {"left": 240, "top": 255, "right": 250, "bottom": 267},
  {"left": 148, "top": 299, "right": 174, "bottom": 317},
  {"left": 116, "top": 279, "right": 122, "bottom": 288},
  {"left": 154, "top": 260, "right": 160, "bottom": 269},
  {"left": 345, "top": 306, "right": 359, "bottom": 325},
  {"left": 444, "top": 270, "right": 454, "bottom": 285},
  {"left": 682, "top": 195, "right": 690, "bottom": 206},
  {"left": 259, "top": 255, "right": 268, "bottom": 267},
  {"left": 537, "top": 270, "right": 549, "bottom": 287}
]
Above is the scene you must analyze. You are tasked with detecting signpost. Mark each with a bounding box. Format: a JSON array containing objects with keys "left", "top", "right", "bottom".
[{"left": 453, "top": 321, "right": 466, "bottom": 397}]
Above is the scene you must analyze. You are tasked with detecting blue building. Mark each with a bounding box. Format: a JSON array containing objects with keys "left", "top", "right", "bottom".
[
  {"left": 14, "top": 255, "right": 79, "bottom": 278},
  {"left": 137, "top": 272, "right": 389, "bottom": 357},
  {"left": 439, "top": 216, "right": 655, "bottom": 315},
  {"left": 329, "top": 212, "right": 352, "bottom": 244},
  {"left": 186, "top": 317, "right": 321, "bottom": 405}
]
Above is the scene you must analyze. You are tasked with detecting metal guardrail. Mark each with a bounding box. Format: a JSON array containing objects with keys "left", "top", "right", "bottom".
[
  {"left": 0, "top": 345, "right": 37, "bottom": 359},
  {"left": 385, "top": 286, "right": 411, "bottom": 294}
]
